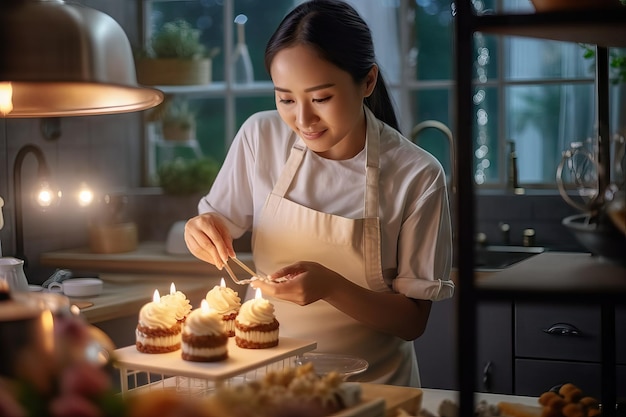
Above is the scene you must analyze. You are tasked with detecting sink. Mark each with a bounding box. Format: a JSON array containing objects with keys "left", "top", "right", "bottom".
[{"left": 474, "top": 245, "right": 545, "bottom": 270}]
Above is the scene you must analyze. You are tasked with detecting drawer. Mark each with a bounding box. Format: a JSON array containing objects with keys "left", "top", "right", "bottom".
[
  {"left": 515, "top": 303, "right": 600, "bottom": 362},
  {"left": 617, "top": 306, "right": 626, "bottom": 365},
  {"left": 515, "top": 359, "right": 601, "bottom": 398}
]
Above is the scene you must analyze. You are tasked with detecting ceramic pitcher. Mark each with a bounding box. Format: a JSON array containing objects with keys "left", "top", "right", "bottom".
[{"left": 0, "top": 257, "right": 29, "bottom": 292}]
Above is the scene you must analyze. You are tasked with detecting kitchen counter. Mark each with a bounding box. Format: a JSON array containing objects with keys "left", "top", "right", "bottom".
[
  {"left": 419, "top": 388, "right": 539, "bottom": 416},
  {"left": 41, "top": 241, "right": 476, "bottom": 283},
  {"left": 71, "top": 272, "right": 235, "bottom": 323},
  {"left": 40, "top": 241, "right": 255, "bottom": 276}
]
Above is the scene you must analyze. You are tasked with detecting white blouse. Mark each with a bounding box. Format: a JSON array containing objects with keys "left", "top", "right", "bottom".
[{"left": 199, "top": 110, "right": 454, "bottom": 301}]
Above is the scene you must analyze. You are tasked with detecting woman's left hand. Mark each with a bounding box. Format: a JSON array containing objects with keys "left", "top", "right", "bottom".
[{"left": 251, "top": 261, "right": 340, "bottom": 306}]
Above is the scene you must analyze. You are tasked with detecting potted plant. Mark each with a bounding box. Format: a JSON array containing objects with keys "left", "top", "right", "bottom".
[
  {"left": 136, "top": 19, "right": 219, "bottom": 86},
  {"left": 157, "top": 157, "right": 220, "bottom": 195},
  {"left": 160, "top": 98, "right": 196, "bottom": 141}
]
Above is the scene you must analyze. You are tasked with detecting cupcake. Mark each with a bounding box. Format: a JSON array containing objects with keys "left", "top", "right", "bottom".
[
  {"left": 205, "top": 278, "right": 241, "bottom": 337},
  {"left": 136, "top": 289, "right": 182, "bottom": 353},
  {"left": 182, "top": 299, "right": 229, "bottom": 362},
  {"left": 235, "top": 288, "right": 279, "bottom": 349},
  {"left": 160, "top": 282, "right": 192, "bottom": 324}
]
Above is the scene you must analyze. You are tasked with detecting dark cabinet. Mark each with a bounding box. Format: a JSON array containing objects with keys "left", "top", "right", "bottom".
[
  {"left": 515, "top": 304, "right": 601, "bottom": 362},
  {"left": 413, "top": 298, "right": 457, "bottom": 390},
  {"left": 476, "top": 302, "right": 513, "bottom": 394}
]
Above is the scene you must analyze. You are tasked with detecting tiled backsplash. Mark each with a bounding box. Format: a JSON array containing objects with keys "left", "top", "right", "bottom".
[{"left": 475, "top": 191, "right": 584, "bottom": 251}]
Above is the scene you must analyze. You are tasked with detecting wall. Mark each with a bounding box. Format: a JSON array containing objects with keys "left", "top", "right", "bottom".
[
  {"left": 0, "top": 1, "right": 146, "bottom": 282},
  {"left": 0, "top": 1, "right": 587, "bottom": 287}
]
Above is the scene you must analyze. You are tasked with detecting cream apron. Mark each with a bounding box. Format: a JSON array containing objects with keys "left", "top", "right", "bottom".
[{"left": 251, "top": 108, "right": 420, "bottom": 387}]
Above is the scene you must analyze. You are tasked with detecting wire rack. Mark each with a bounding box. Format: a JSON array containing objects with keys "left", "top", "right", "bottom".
[{"left": 114, "top": 337, "right": 317, "bottom": 398}]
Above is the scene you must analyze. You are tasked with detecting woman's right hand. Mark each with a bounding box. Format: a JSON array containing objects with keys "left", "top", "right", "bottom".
[{"left": 184, "top": 213, "right": 235, "bottom": 269}]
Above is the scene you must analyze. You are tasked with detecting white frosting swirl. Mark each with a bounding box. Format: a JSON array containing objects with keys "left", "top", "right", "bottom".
[
  {"left": 184, "top": 308, "right": 225, "bottom": 336},
  {"left": 138, "top": 301, "right": 177, "bottom": 329},
  {"left": 205, "top": 286, "right": 241, "bottom": 315},
  {"left": 161, "top": 291, "right": 192, "bottom": 321},
  {"left": 236, "top": 298, "right": 275, "bottom": 326}
]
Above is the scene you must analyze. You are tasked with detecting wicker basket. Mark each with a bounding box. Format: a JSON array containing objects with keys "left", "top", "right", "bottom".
[{"left": 136, "top": 58, "right": 212, "bottom": 86}]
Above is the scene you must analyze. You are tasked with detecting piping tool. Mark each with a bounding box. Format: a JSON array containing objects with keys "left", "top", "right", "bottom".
[{"left": 232, "top": 14, "right": 254, "bottom": 84}]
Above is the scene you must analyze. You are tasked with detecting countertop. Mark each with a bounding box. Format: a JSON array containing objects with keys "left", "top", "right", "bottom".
[
  {"left": 419, "top": 388, "right": 538, "bottom": 416},
  {"left": 40, "top": 241, "right": 257, "bottom": 276},
  {"left": 40, "top": 241, "right": 474, "bottom": 283},
  {"left": 68, "top": 272, "right": 241, "bottom": 323}
]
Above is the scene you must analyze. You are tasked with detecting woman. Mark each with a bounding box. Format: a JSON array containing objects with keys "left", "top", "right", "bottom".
[{"left": 184, "top": 0, "right": 454, "bottom": 387}]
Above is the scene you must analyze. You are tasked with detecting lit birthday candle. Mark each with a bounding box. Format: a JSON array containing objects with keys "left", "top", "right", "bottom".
[
  {"left": 235, "top": 287, "right": 279, "bottom": 349},
  {"left": 160, "top": 283, "right": 191, "bottom": 323},
  {"left": 205, "top": 278, "right": 241, "bottom": 337},
  {"left": 135, "top": 288, "right": 182, "bottom": 354}
]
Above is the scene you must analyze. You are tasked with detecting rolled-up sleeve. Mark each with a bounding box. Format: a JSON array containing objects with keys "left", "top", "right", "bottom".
[{"left": 393, "top": 183, "right": 454, "bottom": 301}]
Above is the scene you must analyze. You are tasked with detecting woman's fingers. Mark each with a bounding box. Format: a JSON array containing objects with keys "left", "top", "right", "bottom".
[{"left": 184, "top": 213, "right": 233, "bottom": 269}]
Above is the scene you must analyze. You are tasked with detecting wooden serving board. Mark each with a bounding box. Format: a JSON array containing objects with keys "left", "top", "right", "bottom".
[{"left": 360, "top": 384, "right": 423, "bottom": 417}]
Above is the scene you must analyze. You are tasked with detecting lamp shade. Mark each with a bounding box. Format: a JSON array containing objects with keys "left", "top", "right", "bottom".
[{"left": 0, "top": 0, "right": 163, "bottom": 117}]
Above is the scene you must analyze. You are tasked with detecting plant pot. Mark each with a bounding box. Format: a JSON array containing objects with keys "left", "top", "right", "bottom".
[
  {"left": 162, "top": 123, "right": 196, "bottom": 141},
  {"left": 135, "top": 58, "right": 212, "bottom": 86},
  {"left": 89, "top": 222, "right": 138, "bottom": 254}
]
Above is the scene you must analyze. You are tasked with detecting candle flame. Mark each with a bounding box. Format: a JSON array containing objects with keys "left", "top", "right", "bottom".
[
  {"left": 0, "top": 82, "right": 13, "bottom": 116},
  {"left": 170, "top": 282, "right": 176, "bottom": 294},
  {"left": 254, "top": 287, "right": 262, "bottom": 300},
  {"left": 41, "top": 309, "right": 55, "bottom": 354},
  {"left": 153, "top": 289, "right": 160, "bottom": 303},
  {"left": 201, "top": 299, "right": 210, "bottom": 313},
  {"left": 220, "top": 277, "right": 226, "bottom": 287}
]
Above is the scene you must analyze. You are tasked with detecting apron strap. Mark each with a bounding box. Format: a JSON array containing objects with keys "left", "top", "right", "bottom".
[
  {"left": 365, "top": 111, "right": 380, "bottom": 219},
  {"left": 273, "top": 138, "right": 306, "bottom": 198}
]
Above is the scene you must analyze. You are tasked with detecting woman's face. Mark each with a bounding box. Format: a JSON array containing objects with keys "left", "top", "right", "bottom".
[{"left": 270, "top": 45, "right": 377, "bottom": 160}]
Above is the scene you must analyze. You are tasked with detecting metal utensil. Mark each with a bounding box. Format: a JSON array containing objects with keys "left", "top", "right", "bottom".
[
  {"left": 222, "top": 261, "right": 254, "bottom": 285},
  {"left": 223, "top": 257, "right": 288, "bottom": 285}
]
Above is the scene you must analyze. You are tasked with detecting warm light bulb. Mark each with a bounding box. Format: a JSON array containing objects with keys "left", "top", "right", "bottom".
[
  {"left": 36, "top": 188, "right": 54, "bottom": 207},
  {"left": 34, "top": 181, "right": 60, "bottom": 209},
  {"left": 0, "top": 82, "right": 13, "bottom": 116},
  {"left": 170, "top": 282, "right": 176, "bottom": 294},
  {"left": 153, "top": 289, "right": 160, "bottom": 303},
  {"left": 76, "top": 183, "right": 94, "bottom": 207}
]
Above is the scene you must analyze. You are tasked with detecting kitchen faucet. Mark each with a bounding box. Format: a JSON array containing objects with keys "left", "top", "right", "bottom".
[
  {"left": 410, "top": 120, "right": 456, "bottom": 196},
  {"left": 411, "top": 120, "right": 457, "bottom": 245}
]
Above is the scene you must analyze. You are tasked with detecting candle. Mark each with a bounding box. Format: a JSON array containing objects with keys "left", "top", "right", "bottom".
[
  {"left": 153, "top": 289, "right": 160, "bottom": 303},
  {"left": 220, "top": 277, "right": 226, "bottom": 287}
]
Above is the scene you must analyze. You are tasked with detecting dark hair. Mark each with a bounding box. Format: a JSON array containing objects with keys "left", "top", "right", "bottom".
[{"left": 265, "top": 0, "right": 399, "bottom": 131}]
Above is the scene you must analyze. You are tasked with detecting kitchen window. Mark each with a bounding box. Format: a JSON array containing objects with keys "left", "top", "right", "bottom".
[{"left": 142, "top": 0, "right": 621, "bottom": 191}]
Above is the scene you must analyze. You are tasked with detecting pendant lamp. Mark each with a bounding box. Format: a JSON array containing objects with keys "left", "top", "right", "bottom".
[{"left": 0, "top": 0, "right": 164, "bottom": 117}]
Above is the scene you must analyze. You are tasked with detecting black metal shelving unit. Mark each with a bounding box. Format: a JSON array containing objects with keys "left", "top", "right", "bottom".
[{"left": 454, "top": 5, "right": 626, "bottom": 417}]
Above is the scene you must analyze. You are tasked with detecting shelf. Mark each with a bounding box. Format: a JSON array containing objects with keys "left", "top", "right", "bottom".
[{"left": 471, "top": 10, "right": 626, "bottom": 47}]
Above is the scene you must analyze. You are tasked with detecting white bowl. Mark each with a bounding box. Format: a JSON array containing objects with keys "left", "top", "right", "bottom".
[{"left": 48, "top": 278, "right": 103, "bottom": 297}]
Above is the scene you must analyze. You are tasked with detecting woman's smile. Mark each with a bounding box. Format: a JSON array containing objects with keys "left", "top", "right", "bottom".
[{"left": 299, "top": 129, "right": 326, "bottom": 140}]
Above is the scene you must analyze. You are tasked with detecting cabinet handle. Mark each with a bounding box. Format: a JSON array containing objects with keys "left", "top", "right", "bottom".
[
  {"left": 542, "top": 322, "right": 582, "bottom": 337},
  {"left": 482, "top": 361, "right": 492, "bottom": 392}
]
